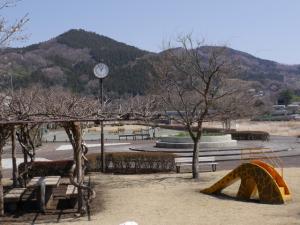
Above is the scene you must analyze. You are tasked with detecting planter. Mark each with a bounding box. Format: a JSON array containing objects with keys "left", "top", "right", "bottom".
[{"left": 156, "top": 134, "right": 237, "bottom": 149}]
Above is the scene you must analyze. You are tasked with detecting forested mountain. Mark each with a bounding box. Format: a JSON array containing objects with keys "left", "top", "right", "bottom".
[
  {"left": 0, "top": 29, "right": 156, "bottom": 96},
  {"left": 0, "top": 29, "right": 300, "bottom": 97}
]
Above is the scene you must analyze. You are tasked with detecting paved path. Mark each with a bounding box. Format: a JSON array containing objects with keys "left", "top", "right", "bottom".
[{"left": 2, "top": 135, "right": 300, "bottom": 178}]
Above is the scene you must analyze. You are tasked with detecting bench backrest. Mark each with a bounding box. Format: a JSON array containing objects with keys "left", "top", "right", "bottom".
[
  {"left": 18, "top": 160, "right": 74, "bottom": 178},
  {"left": 175, "top": 156, "right": 216, "bottom": 164}
]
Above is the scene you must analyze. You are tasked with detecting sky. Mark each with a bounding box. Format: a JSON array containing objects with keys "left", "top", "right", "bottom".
[{"left": 3, "top": 0, "right": 300, "bottom": 64}]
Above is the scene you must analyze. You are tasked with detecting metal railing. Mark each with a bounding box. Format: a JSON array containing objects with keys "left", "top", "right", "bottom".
[{"left": 240, "top": 147, "right": 284, "bottom": 177}]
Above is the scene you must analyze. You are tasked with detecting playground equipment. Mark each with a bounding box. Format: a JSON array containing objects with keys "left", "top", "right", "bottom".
[{"left": 201, "top": 160, "right": 291, "bottom": 204}]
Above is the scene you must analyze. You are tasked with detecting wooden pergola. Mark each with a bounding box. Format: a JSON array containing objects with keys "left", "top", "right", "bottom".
[{"left": 0, "top": 116, "right": 137, "bottom": 216}]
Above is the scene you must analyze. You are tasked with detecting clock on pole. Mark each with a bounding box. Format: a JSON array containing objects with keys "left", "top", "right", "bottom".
[
  {"left": 93, "top": 62, "right": 109, "bottom": 173},
  {"left": 93, "top": 63, "right": 109, "bottom": 79}
]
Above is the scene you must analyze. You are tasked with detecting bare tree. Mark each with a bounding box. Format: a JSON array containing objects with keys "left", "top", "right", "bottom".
[
  {"left": 0, "top": 0, "right": 28, "bottom": 47},
  {"left": 40, "top": 88, "right": 98, "bottom": 214},
  {"left": 116, "top": 95, "right": 159, "bottom": 121},
  {"left": 1, "top": 86, "right": 100, "bottom": 214},
  {"left": 154, "top": 35, "right": 239, "bottom": 179},
  {"left": 6, "top": 86, "right": 46, "bottom": 187},
  {"left": 211, "top": 79, "right": 271, "bottom": 130},
  {"left": 9, "top": 86, "right": 43, "bottom": 160},
  {"left": 0, "top": 1, "right": 28, "bottom": 214},
  {"left": 0, "top": 92, "right": 12, "bottom": 215}
]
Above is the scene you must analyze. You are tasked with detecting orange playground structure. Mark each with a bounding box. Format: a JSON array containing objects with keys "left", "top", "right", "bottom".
[{"left": 201, "top": 160, "right": 291, "bottom": 204}]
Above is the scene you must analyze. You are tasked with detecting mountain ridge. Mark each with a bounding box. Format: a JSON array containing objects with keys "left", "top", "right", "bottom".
[{"left": 0, "top": 29, "right": 299, "bottom": 97}]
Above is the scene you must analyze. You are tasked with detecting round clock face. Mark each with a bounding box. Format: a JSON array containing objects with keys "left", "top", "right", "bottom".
[{"left": 93, "top": 63, "right": 109, "bottom": 78}]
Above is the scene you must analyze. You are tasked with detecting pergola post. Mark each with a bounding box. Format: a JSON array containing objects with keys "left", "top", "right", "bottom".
[
  {"left": 0, "top": 125, "right": 11, "bottom": 216},
  {"left": 11, "top": 126, "right": 18, "bottom": 187},
  {"left": 73, "top": 122, "right": 83, "bottom": 213},
  {"left": 0, "top": 145, "right": 3, "bottom": 216},
  {"left": 64, "top": 122, "right": 84, "bottom": 213}
]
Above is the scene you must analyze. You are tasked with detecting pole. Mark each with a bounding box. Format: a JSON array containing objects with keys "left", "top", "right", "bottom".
[
  {"left": 11, "top": 126, "right": 18, "bottom": 187},
  {"left": 99, "top": 79, "right": 105, "bottom": 173}
]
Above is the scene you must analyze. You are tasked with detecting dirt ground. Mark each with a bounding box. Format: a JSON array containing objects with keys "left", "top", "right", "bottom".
[
  {"left": 39, "top": 168, "right": 300, "bottom": 225},
  {"left": 2, "top": 120, "right": 300, "bottom": 225}
]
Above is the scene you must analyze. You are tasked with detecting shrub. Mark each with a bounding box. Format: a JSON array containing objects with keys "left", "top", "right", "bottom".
[
  {"left": 86, "top": 152, "right": 175, "bottom": 174},
  {"left": 228, "top": 131, "right": 269, "bottom": 141},
  {"left": 159, "top": 124, "right": 235, "bottom": 133},
  {"left": 175, "top": 131, "right": 225, "bottom": 137},
  {"left": 18, "top": 160, "right": 74, "bottom": 178},
  {"left": 252, "top": 115, "right": 291, "bottom": 121}
]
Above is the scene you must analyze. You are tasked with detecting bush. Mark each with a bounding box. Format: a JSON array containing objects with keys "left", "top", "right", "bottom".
[
  {"left": 228, "top": 131, "right": 269, "bottom": 141},
  {"left": 86, "top": 152, "right": 175, "bottom": 174},
  {"left": 18, "top": 160, "right": 74, "bottom": 178}
]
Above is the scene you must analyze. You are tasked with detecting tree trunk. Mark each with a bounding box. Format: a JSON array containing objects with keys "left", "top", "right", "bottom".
[
  {"left": 192, "top": 141, "right": 199, "bottom": 179},
  {"left": 23, "top": 148, "right": 28, "bottom": 185},
  {"left": 11, "top": 126, "right": 18, "bottom": 187},
  {"left": 0, "top": 148, "right": 3, "bottom": 216}
]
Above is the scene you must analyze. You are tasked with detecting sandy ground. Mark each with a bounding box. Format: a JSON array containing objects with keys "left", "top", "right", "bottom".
[
  {"left": 45, "top": 168, "right": 300, "bottom": 225},
  {"left": 3, "top": 121, "right": 300, "bottom": 224}
]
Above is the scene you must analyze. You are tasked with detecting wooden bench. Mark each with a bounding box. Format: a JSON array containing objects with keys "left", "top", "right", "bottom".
[
  {"left": 119, "top": 133, "right": 150, "bottom": 140},
  {"left": 119, "top": 134, "right": 137, "bottom": 140},
  {"left": 134, "top": 133, "right": 150, "bottom": 140},
  {"left": 4, "top": 188, "right": 27, "bottom": 203},
  {"left": 66, "top": 185, "right": 78, "bottom": 198},
  {"left": 175, "top": 156, "right": 218, "bottom": 173}
]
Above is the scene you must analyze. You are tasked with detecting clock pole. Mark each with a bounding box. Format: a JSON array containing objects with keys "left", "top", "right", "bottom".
[
  {"left": 99, "top": 78, "right": 105, "bottom": 172},
  {"left": 93, "top": 63, "right": 109, "bottom": 173}
]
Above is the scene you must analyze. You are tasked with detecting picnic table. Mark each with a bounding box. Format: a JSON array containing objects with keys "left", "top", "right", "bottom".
[{"left": 27, "top": 176, "right": 61, "bottom": 211}]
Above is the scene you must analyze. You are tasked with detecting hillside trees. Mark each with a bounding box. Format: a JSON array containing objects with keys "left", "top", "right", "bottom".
[
  {"left": 277, "top": 89, "right": 293, "bottom": 105},
  {"left": 213, "top": 81, "right": 267, "bottom": 130}
]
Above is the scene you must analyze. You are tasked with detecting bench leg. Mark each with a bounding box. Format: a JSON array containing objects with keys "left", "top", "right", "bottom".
[
  {"left": 45, "top": 187, "right": 55, "bottom": 209},
  {"left": 176, "top": 166, "right": 180, "bottom": 173},
  {"left": 212, "top": 164, "right": 217, "bottom": 172},
  {"left": 37, "top": 182, "right": 46, "bottom": 212}
]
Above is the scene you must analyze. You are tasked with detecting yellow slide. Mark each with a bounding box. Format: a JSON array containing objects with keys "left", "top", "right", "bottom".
[{"left": 201, "top": 160, "right": 291, "bottom": 204}]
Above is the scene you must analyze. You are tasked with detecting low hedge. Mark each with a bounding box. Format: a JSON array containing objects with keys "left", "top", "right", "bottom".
[
  {"left": 228, "top": 131, "right": 270, "bottom": 141},
  {"left": 86, "top": 152, "right": 175, "bottom": 174},
  {"left": 252, "top": 115, "right": 292, "bottom": 121},
  {"left": 18, "top": 160, "right": 74, "bottom": 178}
]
